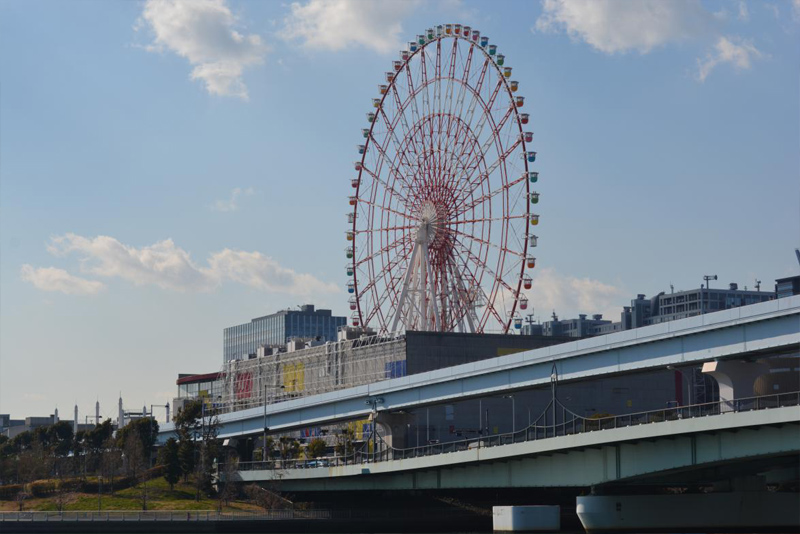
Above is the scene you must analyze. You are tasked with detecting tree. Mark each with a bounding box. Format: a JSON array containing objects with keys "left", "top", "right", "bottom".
[
  {"left": 117, "top": 418, "right": 159, "bottom": 465},
  {"left": 48, "top": 421, "right": 74, "bottom": 458},
  {"left": 306, "top": 438, "right": 326, "bottom": 459},
  {"left": 217, "top": 451, "right": 238, "bottom": 510},
  {"left": 100, "top": 435, "right": 121, "bottom": 496},
  {"left": 178, "top": 439, "right": 195, "bottom": 483},
  {"left": 277, "top": 436, "right": 300, "bottom": 462},
  {"left": 334, "top": 428, "right": 355, "bottom": 459},
  {"left": 122, "top": 428, "right": 146, "bottom": 481},
  {"left": 158, "top": 438, "right": 181, "bottom": 490}
]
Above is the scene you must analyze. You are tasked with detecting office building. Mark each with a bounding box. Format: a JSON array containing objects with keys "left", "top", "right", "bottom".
[
  {"left": 223, "top": 304, "right": 347, "bottom": 362},
  {"left": 776, "top": 275, "right": 800, "bottom": 299},
  {"left": 523, "top": 280, "right": 776, "bottom": 338}
]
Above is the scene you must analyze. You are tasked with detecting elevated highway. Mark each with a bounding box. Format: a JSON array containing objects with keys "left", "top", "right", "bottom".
[
  {"left": 233, "top": 395, "right": 799, "bottom": 491},
  {"left": 158, "top": 296, "right": 800, "bottom": 442}
]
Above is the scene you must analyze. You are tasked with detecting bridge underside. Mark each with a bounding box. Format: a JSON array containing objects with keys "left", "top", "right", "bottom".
[{"left": 237, "top": 407, "right": 799, "bottom": 492}]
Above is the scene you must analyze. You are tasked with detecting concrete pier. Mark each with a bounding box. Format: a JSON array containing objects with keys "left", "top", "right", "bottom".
[
  {"left": 576, "top": 492, "right": 800, "bottom": 533},
  {"left": 493, "top": 506, "right": 560, "bottom": 532}
]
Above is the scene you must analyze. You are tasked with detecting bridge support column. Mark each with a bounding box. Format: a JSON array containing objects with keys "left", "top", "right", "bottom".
[
  {"left": 493, "top": 506, "right": 560, "bottom": 532},
  {"left": 374, "top": 412, "right": 415, "bottom": 449},
  {"left": 577, "top": 491, "right": 799, "bottom": 533},
  {"left": 702, "top": 360, "right": 768, "bottom": 408}
]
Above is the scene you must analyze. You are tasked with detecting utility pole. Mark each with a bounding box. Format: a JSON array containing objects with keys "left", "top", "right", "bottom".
[{"left": 701, "top": 275, "right": 717, "bottom": 314}]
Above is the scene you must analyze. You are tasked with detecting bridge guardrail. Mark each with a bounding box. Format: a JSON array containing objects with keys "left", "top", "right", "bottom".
[
  {"left": 0, "top": 508, "right": 475, "bottom": 522},
  {"left": 232, "top": 391, "right": 800, "bottom": 472}
]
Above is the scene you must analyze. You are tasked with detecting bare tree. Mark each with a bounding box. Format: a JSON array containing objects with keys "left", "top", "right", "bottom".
[
  {"left": 53, "top": 457, "right": 77, "bottom": 512},
  {"left": 217, "top": 452, "right": 239, "bottom": 510},
  {"left": 244, "top": 483, "right": 293, "bottom": 511},
  {"left": 100, "top": 436, "right": 121, "bottom": 496}
]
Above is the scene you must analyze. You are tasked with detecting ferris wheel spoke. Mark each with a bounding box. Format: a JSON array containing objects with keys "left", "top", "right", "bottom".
[
  {"left": 451, "top": 235, "right": 518, "bottom": 303},
  {"left": 446, "top": 214, "right": 526, "bottom": 225},
  {"left": 448, "top": 226, "right": 525, "bottom": 259},
  {"left": 452, "top": 174, "right": 527, "bottom": 219},
  {"left": 359, "top": 251, "right": 410, "bottom": 309},
  {"left": 356, "top": 224, "right": 417, "bottom": 234},
  {"left": 454, "top": 137, "right": 522, "bottom": 210},
  {"left": 366, "top": 133, "right": 419, "bottom": 196},
  {"left": 450, "top": 247, "right": 506, "bottom": 330},
  {"left": 355, "top": 233, "right": 412, "bottom": 268},
  {"left": 359, "top": 163, "right": 414, "bottom": 207}
]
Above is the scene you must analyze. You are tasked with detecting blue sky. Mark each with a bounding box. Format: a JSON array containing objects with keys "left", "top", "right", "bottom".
[{"left": 1, "top": 0, "right": 798, "bottom": 419}]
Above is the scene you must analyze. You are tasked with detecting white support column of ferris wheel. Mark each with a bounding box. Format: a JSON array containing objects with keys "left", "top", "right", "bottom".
[
  {"left": 392, "top": 242, "right": 419, "bottom": 334},
  {"left": 391, "top": 239, "right": 441, "bottom": 333},
  {"left": 423, "top": 249, "right": 441, "bottom": 331},
  {"left": 450, "top": 257, "right": 477, "bottom": 334}
]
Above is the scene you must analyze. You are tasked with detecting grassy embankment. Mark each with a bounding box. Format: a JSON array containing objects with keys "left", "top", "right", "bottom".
[{"left": 0, "top": 477, "right": 261, "bottom": 512}]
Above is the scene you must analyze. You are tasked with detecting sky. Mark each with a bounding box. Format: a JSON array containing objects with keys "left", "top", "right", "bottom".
[{"left": 1, "top": 0, "right": 798, "bottom": 420}]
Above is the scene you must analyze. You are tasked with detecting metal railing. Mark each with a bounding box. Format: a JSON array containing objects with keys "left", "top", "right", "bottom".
[
  {"left": 0, "top": 508, "right": 473, "bottom": 522},
  {"left": 233, "top": 391, "right": 800, "bottom": 472}
]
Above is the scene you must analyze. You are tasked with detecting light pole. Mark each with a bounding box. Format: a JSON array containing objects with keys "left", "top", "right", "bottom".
[
  {"left": 701, "top": 275, "right": 717, "bottom": 314},
  {"left": 365, "top": 397, "right": 384, "bottom": 461},
  {"left": 503, "top": 395, "right": 515, "bottom": 433},
  {"left": 667, "top": 365, "right": 693, "bottom": 406},
  {"left": 263, "top": 384, "right": 285, "bottom": 462}
]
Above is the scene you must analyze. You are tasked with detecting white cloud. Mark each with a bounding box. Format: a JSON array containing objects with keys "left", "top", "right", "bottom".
[
  {"left": 38, "top": 233, "right": 337, "bottom": 297},
  {"left": 535, "top": 0, "right": 709, "bottom": 54},
  {"left": 696, "top": 35, "right": 764, "bottom": 82},
  {"left": 525, "top": 267, "right": 626, "bottom": 321},
  {"left": 211, "top": 187, "right": 255, "bottom": 212},
  {"left": 20, "top": 265, "right": 106, "bottom": 295},
  {"left": 737, "top": 1, "right": 749, "bottom": 21},
  {"left": 794, "top": 0, "right": 800, "bottom": 20},
  {"left": 280, "top": 0, "right": 420, "bottom": 54},
  {"left": 208, "top": 249, "right": 337, "bottom": 295},
  {"left": 138, "top": 0, "right": 268, "bottom": 99}
]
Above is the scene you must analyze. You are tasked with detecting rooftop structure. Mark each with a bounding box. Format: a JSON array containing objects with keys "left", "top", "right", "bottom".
[
  {"left": 523, "top": 279, "right": 777, "bottom": 338},
  {"left": 178, "top": 331, "right": 572, "bottom": 415},
  {"left": 223, "top": 305, "right": 347, "bottom": 362}
]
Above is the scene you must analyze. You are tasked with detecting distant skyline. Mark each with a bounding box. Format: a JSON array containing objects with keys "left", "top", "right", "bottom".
[{"left": 1, "top": 0, "right": 798, "bottom": 419}]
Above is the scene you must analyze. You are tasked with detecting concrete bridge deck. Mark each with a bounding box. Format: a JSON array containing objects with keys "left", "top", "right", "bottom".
[
  {"left": 159, "top": 296, "right": 800, "bottom": 442},
  {"left": 233, "top": 393, "right": 800, "bottom": 491}
]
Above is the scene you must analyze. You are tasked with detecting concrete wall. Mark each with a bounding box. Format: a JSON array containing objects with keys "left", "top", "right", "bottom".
[{"left": 405, "top": 331, "right": 573, "bottom": 375}]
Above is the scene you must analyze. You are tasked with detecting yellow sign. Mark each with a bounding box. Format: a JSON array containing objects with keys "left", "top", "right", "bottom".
[{"left": 283, "top": 362, "right": 305, "bottom": 392}]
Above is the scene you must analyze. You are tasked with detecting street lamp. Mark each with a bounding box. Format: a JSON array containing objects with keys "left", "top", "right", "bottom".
[
  {"left": 701, "top": 275, "right": 717, "bottom": 314},
  {"left": 667, "top": 365, "right": 693, "bottom": 406},
  {"left": 503, "top": 395, "right": 515, "bottom": 433},
  {"left": 365, "top": 397, "right": 385, "bottom": 461},
  {"left": 263, "top": 384, "right": 285, "bottom": 462}
]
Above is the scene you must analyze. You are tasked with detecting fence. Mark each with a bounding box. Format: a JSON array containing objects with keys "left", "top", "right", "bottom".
[
  {"left": 0, "top": 508, "right": 473, "bottom": 522},
  {"left": 233, "top": 390, "right": 800, "bottom": 471}
]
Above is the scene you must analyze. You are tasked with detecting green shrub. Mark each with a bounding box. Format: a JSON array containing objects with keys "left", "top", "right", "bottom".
[{"left": 0, "top": 484, "right": 22, "bottom": 500}]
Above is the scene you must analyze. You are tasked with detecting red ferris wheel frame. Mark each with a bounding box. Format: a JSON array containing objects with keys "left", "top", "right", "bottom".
[{"left": 348, "top": 24, "right": 539, "bottom": 335}]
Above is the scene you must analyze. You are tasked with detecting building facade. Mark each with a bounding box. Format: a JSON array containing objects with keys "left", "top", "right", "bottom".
[
  {"left": 223, "top": 305, "right": 347, "bottom": 362},
  {"left": 776, "top": 275, "right": 800, "bottom": 299},
  {"left": 523, "top": 281, "right": 776, "bottom": 338}
]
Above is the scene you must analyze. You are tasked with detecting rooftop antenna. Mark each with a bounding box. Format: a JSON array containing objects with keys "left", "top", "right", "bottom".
[
  {"left": 551, "top": 310, "right": 558, "bottom": 322},
  {"left": 755, "top": 279, "right": 761, "bottom": 292},
  {"left": 795, "top": 248, "right": 800, "bottom": 267},
  {"left": 703, "top": 274, "right": 718, "bottom": 290},
  {"left": 670, "top": 283, "right": 674, "bottom": 294}
]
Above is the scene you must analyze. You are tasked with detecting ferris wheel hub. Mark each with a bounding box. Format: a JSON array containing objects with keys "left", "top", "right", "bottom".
[{"left": 416, "top": 201, "right": 440, "bottom": 245}]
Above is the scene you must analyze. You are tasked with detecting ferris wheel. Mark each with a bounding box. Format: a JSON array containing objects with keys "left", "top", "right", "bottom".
[{"left": 347, "top": 24, "right": 540, "bottom": 335}]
